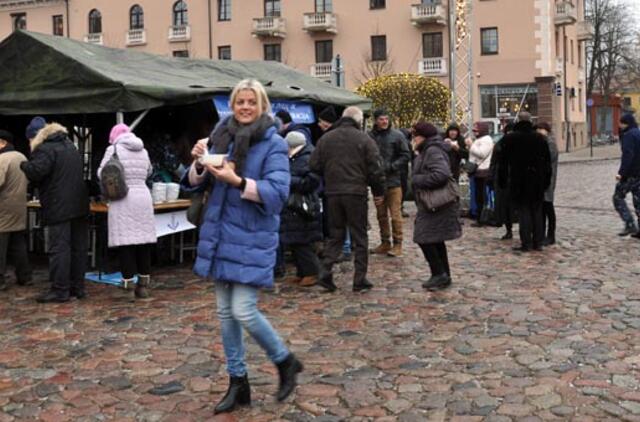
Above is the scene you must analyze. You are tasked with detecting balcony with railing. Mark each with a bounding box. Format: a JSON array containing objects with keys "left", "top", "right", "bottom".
[
  {"left": 303, "top": 12, "right": 337, "bottom": 34},
  {"left": 84, "top": 33, "right": 103, "bottom": 45},
  {"left": 577, "top": 20, "right": 594, "bottom": 41},
  {"left": 126, "top": 28, "right": 146, "bottom": 46},
  {"left": 252, "top": 16, "right": 286, "bottom": 38},
  {"left": 410, "top": 3, "right": 446, "bottom": 26},
  {"left": 418, "top": 58, "right": 447, "bottom": 76},
  {"left": 168, "top": 25, "right": 190, "bottom": 42},
  {"left": 311, "top": 63, "right": 332, "bottom": 82},
  {"left": 555, "top": 1, "right": 577, "bottom": 26}
]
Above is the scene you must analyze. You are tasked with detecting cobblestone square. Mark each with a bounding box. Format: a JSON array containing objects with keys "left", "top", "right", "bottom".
[{"left": 2, "top": 157, "right": 640, "bottom": 421}]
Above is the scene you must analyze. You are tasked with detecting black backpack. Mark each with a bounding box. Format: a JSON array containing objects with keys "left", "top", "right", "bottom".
[{"left": 100, "top": 144, "right": 129, "bottom": 200}]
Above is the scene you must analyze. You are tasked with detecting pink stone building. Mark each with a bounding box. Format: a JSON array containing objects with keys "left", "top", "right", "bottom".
[{"left": 0, "top": 0, "right": 591, "bottom": 151}]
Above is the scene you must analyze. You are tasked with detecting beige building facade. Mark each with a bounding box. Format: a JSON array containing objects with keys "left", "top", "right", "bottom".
[{"left": 0, "top": 0, "right": 591, "bottom": 151}]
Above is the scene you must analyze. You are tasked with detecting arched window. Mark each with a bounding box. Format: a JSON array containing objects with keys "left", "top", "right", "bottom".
[
  {"left": 130, "top": 5, "right": 144, "bottom": 30},
  {"left": 173, "top": 1, "right": 188, "bottom": 26},
  {"left": 88, "top": 9, "right": 102, "bottom": 34}
]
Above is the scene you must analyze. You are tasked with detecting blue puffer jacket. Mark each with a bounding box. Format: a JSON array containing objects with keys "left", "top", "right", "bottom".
[
  {"left": 618, "top": 113, "right": 640, "bottom": 180},
  {"left": 181, "top": 123, "right": 290, "bottom": 289}
]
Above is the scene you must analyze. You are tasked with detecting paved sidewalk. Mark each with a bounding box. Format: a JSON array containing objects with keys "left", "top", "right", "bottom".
[
  {"left": 559, "top": 143, "right": 620, "bottom": 164},
  {"left": 1, "top": 160, "right": 640, "bottom": 421}
]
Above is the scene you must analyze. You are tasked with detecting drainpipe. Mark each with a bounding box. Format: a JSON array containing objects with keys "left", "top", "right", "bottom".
[
  {"left": 207, "top": 0, "right": 213, "bottom": 59},
  {"left": 65, "top": 0, "right": 70, "bottom": 38},
  {"left": 563, "top": 25, "right": 571, "bottom": 152}
]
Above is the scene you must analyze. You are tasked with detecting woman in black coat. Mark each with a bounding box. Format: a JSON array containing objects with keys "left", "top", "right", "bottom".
[
  {"left": 443, "top": 123, "right": 468, "bottom": 182},
  {"left": 411, "top": 123, "right": 462, "bottom": 291},
  {"left": 279, "top": 132, "right": 323, "bottom": 286}
]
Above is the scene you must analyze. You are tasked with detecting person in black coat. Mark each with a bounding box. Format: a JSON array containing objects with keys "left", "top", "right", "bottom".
[
  {"left": 20, "top": 119, "right": 89, "bottom": 303},
  {"left": 489, "top": 123, "right": 516, "bottom": 240},
  {"left": 498, "top": 112, "right": 551, "bottom": 252},
  {"left": 279, "top": 132, "right": 323, "bottom": 286}
]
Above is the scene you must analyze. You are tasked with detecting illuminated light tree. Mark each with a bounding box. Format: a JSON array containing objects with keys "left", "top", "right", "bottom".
[{"left": 356, "top": 73, "right": 451, "bottom": 129}]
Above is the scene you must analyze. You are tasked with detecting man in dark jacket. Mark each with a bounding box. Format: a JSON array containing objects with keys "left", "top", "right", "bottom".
[
  {"left": 276, "top": 110, "right": 313, "bottom": 146},
  {"left": 369, "top": 109, "right": 411, "bottom": 257},
  {"left": 310, "top": 107, "right": 386, "bottom": 292},
  {"left": 498, "top": 112, "right": 551, "bottom": 252},
  {"left": 21, "top": 120, "right": 90, "bottom": 303},
  {"left": 613, "top": 113, "right": 640, "bottom": 237}
]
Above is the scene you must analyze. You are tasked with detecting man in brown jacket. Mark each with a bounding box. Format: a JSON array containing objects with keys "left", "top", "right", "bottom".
[{"left": 0, "top": 130, "right": 31, "bottom": 290}]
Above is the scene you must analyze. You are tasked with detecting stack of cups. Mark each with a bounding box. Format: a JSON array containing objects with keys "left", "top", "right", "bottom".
[
  {"left": 152, "top": 182, "right": 167, "bottom": 203},
  {"left": 166, "top": 183, "right": 180, "bottom": 201}
]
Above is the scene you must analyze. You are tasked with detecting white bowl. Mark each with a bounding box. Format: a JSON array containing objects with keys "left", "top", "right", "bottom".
[{"left": 199, "top": 154, "right": 227, "bottom": 167}]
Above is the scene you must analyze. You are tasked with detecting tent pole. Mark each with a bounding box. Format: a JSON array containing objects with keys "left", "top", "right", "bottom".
[
  {"left": 116, "top": 112, "right": 124, "bottom": 124},
  {"left": 130, "top": 110, "right": 150, "bottom": 131}
]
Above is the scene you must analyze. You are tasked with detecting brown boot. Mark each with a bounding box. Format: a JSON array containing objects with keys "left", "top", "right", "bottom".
[
  {"left": 283, "top": 276, "right": 302, "bottom": 285},
  {"left": 387, "top": 243, "right": 403, "bottom": 257},
  {"left": 135, "top": 274, "right": 151, "bottom": 299},
  {"left": 371, "top": 241, "right": 391, "bottom": 255},
  {"left": 298, "top": 276, "right": 317, "bottom": 287}
]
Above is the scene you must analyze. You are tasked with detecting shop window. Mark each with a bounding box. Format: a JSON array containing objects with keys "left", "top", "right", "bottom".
[
  {"left": 88, "top": 9, "right": 101, "bottom": 34},
  {"left": 480, "top": 85, "right": 538, "bottom": 118},
  {"left": 130, "top": 5, "right": 144, "bottom": 30},
  {"left": 371, "top": 35, "right": 387, "bottom": 61},
  {"left": 481, "top": 27, "right": 498, "bottom": 55},
  {"left": 173, "top": 1, "right": 188, "bottom": 26}
]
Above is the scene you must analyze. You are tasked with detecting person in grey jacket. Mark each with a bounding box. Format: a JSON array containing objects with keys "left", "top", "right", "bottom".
[
  {"left": 536, "top": 122, "right": 558, "bottom": 245},
  {"left": 369, "top": 109, "right": 411, "bottom": 258},
  {"left": 411, "top": 122, "right": 461, "bottom": 291}
]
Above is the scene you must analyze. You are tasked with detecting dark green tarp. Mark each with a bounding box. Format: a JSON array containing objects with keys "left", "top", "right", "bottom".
[{"left": 0, "top": 30, "right": 371, "bottom": 116}]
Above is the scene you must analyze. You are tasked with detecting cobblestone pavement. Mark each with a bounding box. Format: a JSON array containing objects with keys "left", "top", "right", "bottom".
[
  {"left": 2, "top": 159, "right": 640, "bottom": 421},
  {"left": 558, "top": 144, "right": 620, "bottom": 164}
]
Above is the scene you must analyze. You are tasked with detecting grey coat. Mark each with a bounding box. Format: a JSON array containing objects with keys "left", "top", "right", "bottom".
[
  {"left": 412, "top": 137, "right": 462, "bottom": 244},
  {"left": 544, "top": 136, "right": 559, "bottom": 202}
]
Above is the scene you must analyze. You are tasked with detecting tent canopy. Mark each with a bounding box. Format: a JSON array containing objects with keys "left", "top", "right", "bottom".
[{"left": 0, "top": 30, "right": 371, "bottom": 116}]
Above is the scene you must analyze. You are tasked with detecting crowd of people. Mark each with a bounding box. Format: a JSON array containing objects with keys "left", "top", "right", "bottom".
[{"left": 2, "top": 77, "right": 639, "bottom": 414}]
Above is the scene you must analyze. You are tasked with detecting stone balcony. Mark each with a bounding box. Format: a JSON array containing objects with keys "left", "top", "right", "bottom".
[
  {"left": 410, "top": 3, "right": 446, "bottom": 26},
  {"left": 418, "top": 58, "right": 448, "bottom": 76},
  {"left": 303, "top": 12, "right": 337, "bottom": 34},
  {"left": 555, "top": 1, "right": 577, "bottom": 26},
  {"left": 252, "top": 16, "right": 286, "bottom": 38}
]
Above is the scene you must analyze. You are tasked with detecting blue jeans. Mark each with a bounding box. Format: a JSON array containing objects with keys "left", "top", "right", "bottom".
[
  {"left": 215, "top": 282, "right": 290, "bottom": 377},
  {"left": 342, "top": 228, "right": 352, "bottom": 255}
]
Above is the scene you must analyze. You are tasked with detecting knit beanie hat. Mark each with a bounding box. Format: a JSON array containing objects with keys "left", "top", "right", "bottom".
[
  {"left": 318, "top": 106, "right": 338, "bottom": 123},
  {"left": 109, "top": 123, "right": 131, "bottom": 144},
  {"left": 473, "top": 122, "right": 490, "bottom": 137},
  {"left": 275, "top": 110, "right": 292, "bottom": 124},
  {"left": 373, "top": 108, "right": 389, "bottom": 120},
  {"left": 0, "top": 129, "right": 14, "bottom": 145},
  {"left": 25, "top": 116, "right": 46, "bottom": 140},
  {"left": 413, "top": 122, "right": 439, "bottom": 139},
  {"left": 285, "top": 131, "right": 306, "bottom": 149}
]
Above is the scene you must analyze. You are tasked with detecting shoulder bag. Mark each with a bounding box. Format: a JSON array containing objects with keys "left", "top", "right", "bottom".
[{"left": 417, "top": 177, "right": 460, "bottom": 213}]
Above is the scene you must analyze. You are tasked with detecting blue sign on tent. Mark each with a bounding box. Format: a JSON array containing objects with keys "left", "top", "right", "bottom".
[{"left": 213, "top": 95, "right": 316, "bottom": 124}]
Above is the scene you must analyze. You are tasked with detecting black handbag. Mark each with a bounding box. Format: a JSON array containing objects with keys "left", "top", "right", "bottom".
[
  {"left": 186, "top": 189, "right": 210, "bottom": 226},
  {"left": 463, "top": 160, "right": 478, "bottom": 176},
  {"left": 287, "top": 192, "right": 321, "bottom": 221},
  {"left": 416, "top": 177, "right": 460, "bottom": 212}
]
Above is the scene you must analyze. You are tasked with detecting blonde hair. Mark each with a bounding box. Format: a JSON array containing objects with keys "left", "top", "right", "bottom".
[{"left": 229, "top": 79, "right": 271, "bottom": 116}]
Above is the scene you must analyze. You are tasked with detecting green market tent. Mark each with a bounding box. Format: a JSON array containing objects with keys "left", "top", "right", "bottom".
[{"left": 0, "top": 30, "right": 371, "bottom": 116}]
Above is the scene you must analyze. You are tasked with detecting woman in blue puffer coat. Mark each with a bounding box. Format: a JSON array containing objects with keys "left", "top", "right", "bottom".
[{"left": 181, "top": 79, "right": 303, "bottom": 414}]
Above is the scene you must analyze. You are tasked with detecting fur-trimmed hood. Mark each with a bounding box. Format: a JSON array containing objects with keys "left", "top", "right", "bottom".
[{"left": 30, "top": 123, "right": 68, "bottom": 151}]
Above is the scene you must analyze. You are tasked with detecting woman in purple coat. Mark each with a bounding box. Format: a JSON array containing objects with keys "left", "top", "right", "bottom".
[{"left": 98, "top": 124, "right": 157, "bottom": 298}]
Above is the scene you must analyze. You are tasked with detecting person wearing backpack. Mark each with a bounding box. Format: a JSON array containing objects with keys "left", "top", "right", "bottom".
[
  {"left": 98, "top": 124, "right": 156, "bottom": 298},
  {"left": 20, "top": 119, "right": 90, "bottom": 303}
]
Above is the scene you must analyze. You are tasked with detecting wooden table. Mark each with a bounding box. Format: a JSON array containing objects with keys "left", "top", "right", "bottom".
[{"left": 27, "top": 199, "right": 192, "bottom": 213}]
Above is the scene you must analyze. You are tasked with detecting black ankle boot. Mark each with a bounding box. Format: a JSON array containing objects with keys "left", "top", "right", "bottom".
[
  {"left": 276, "top": 354, "right": 303, "bottom": 402},
  {"left": 214, "top": 374, "right": 251, "bottom": 414}
]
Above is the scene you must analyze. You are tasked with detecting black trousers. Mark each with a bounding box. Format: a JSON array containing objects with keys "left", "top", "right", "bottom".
[
  {"left": 118, "top": 243, "right": 153, "bottom": 279},
  {"left": 474, "top": 177, "right": 487, "bottom": 219},
  {"left": 0, "top": 231, "right": 32, "bottom": 283},
  {"left": 542, "top": 201, "right": 556, "bottom": 240},
  {"left": 323, "top": 195, "right": 369, "bottom": 284},
  {"left": 517, "top": 200, "right": 544, "bottom": 248},
  {"left": 419, "top": 242, "right": 450, "bottom": 277},
  {"left": 48, "top": 217, "right": 88, "bottom": 295},
  {"left": 288, "top": 243, "right": 320, "bottom": 277}
]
